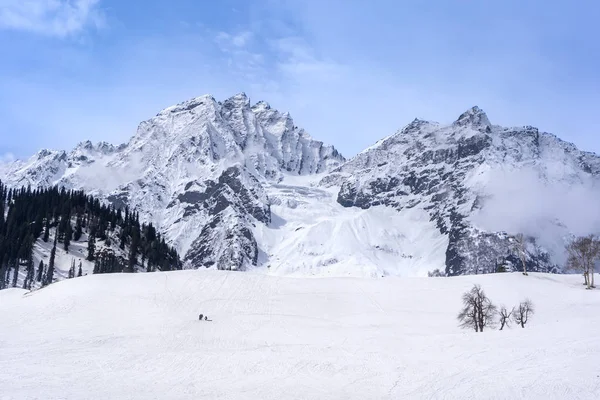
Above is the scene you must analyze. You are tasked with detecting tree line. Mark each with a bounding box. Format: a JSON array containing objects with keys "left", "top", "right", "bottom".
[{"left": 0, "top": 180, "right": 182, "bottom": 290}]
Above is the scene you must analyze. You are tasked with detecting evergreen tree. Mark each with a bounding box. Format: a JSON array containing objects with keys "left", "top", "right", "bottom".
[
  {"left": 4, "top": 265, "right": 10, "bottom": 288},
  {"left": 64, "top": 220, "right": 72, "bottom": 252},
  {"left": 0, "top": 183, "right": 181, "bottom": 290},
  {"left": 87, "top": 232, "right": 95, "bottom": 261},
  {"left": 73, "top": 216, "right": 83, "bottom": 241},
  {"left": 0, "top": 181, "right": 5, "bottom": 235},
  {"left": 68, "top": 259, "right": 75, "bottom": 279},
  {"left": 128, "top": 227, "right": 140, "bottom": 272},
  {"left": 45, "top": 234, "right": 57, "bottom": 286},
  {"left": 11, "top": 261, "right": 19, "bottom": 288},
  {"left": 43, "top": 217, "right": 50, "bottom": 242},
  {"left": 0, "top": 264, "right": 7, "bottom": 290},
  {"left": 33, "top": 213, "right": 44, "bottom": 239},
  {"left": 119, "top": 229, "right": 126, "bottom": 250},
  {"left": 36, "top": 260, "right": 44, "bottom": 282},
  {"left": 23, "top": 251, "right": 34, "bottom": 290},
  {"left": 22, "top": 270, "right": 29, "bottom": 290},
  {"left": 78, "top": 261, "right": 82, "bottom": 277}
]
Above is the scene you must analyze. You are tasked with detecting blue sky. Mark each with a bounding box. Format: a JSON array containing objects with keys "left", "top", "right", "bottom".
[{"left": 1, "top": 0, "right": 599, "bottom": 160}]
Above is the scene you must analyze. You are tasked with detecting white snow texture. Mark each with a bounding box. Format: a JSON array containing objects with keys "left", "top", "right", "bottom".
[{"left": 1, "top": 270, "right": 598, "bottom": 399}]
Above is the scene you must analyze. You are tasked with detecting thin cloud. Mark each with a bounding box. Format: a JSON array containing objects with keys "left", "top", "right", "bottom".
[
  {"left": 0, "top": 153, "right": 16, "bottom": 163},
  {"left": 215, "top": 31, "right": 253, "bottom": 49},
  {"left": 213, "top": 29, "right": 270, "bottom": 84},
  {"left": 270, "top": 36, "right": 346, "bottom": 81},
  {"left": 0, "top": 0, "right": 104, "bottom": 37}
]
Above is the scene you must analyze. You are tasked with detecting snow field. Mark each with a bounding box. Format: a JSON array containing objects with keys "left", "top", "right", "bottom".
[
  {"left": 1, "top": 270, "right": 599, "bottom": 399},
  {"left": 256, "top": 174, "right": 448, "bottom": 277}
]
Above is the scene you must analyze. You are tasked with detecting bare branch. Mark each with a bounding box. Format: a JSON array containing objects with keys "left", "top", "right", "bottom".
[
  {"left": 498, "top": 306, "right": 514, "bottom": 330},
  {"left": 457, "top": 284, "right": 497, "bottom": 332},
  {"left": 513, "top": 233, "right": 528, "bottom": 276},
  {"left": 513, "top": 299, "right": 535, "bottom": 328},
  {"left": 566, "top": 235, "right": 600, "bottom": 289}
]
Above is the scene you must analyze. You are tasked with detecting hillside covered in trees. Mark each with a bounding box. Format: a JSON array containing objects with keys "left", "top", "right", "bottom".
[{"left": 0, "top": 180, "right": 182, "bottom": 291}]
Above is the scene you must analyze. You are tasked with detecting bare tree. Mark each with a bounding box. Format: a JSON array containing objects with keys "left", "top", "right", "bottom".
[
  {"left": 498, "top": 306, "right": 514, "bottom": 330},
  {"left": 566, "top": 235, "right": 600, "bottom": 289},
  {"left": 513, "top": 299, "right": 534, "bottom": 328},
  {"left": 458, "top": 284, "right": 497, "bottom": 332},
  {"left": 513, "top": 234, "right": 528, "bottom": 276}
]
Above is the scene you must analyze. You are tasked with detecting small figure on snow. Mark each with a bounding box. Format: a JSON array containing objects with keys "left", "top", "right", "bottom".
[{"left": 199, "top": 313, "right": 211, "bottom": 321}]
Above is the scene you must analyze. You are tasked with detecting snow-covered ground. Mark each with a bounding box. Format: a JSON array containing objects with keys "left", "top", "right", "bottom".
[
  {"left": 1, "top": 270, "right": 598, "bottom": 399},
  {"left": 256, "top": 174, "right": 448, "bottom": 277}
]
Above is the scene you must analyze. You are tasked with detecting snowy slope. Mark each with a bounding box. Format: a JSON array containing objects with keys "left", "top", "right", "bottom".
[
  {"left": 256, "top": 174, "right": 448, "bottom": 277},
  {"left": 1, "top": 270, "right": 599, "bottom": 399}
]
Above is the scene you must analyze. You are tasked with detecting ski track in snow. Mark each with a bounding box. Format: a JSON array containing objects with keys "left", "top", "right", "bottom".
[{"left": 1, "top": 270, "right": 599, "bottom": 399}]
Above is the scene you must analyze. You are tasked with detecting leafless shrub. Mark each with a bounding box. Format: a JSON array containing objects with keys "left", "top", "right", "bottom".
[
  {"left": 513, "top": 299, "right": 534, "bottom": 328},
  {"left": 498, "top": 306, "right": 514, "bottom": 330},
  {"left": 458, "top": 284, "right": 497, "bottom": 332}
]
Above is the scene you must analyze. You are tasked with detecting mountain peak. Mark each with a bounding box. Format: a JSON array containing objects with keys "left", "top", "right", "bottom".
[
  {"left": 454, "top": 106, "right": 491, "bottom": 130},
  {"left": 223, "top": 92, "right": 251, "bottom": 108},
  {"left": 230, "top": 92, "right": 248, "bottom": 101},
  {"left": 72, "top": 140, "right": 117, "bottom": 155},
  {"left": 158, "top": 94, "right": 217, "bottom": 115},
  {"left": 252, "top": 100, "right": 271, "bottom": 111}
]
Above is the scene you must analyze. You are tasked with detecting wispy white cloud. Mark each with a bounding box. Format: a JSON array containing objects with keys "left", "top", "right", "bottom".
[
  {"left": 213, "top": 29, "right": 271, "bottom": 87},
  {"left": 269, "top": 36, "right": 346, "bottom": 81},
  {"left": 213, "top": 28, "right": 346, "bottom": 94},
  {"left": 0, "top": 152, "right": 16, "bottom": 163},
  {"left": 0, "top": 0, "right": 104, "bottom": 37},
  {"left": 215, "top": 30, "right": 253, "bottom": 49}
]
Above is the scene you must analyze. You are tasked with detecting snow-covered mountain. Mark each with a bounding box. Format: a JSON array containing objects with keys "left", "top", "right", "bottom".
[
  {"left": 2, "top": 96, "right": 600, "bottom": 277},
  {"left": 324, "top": 106, "right": 600, "bottom": 275},
  {"left": 0, "top": 93, "right": 344, "bottom": 272}
]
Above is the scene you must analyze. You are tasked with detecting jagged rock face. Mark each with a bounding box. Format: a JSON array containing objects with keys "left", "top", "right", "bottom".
[
  {"left": 185, "top": 209, "right": 259, "bottom": 271},
  {"left": 118, "top": 93, "right": 344, "bottom": 183},
  {"left": 328, "top": 107, "right": 600, "bottom": 276},
  {"left": 171, "top": 165, "right": 270, "bottom": 270},
  {"left": 0, "top": 94, "right": 343, "bottom": 271}
]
